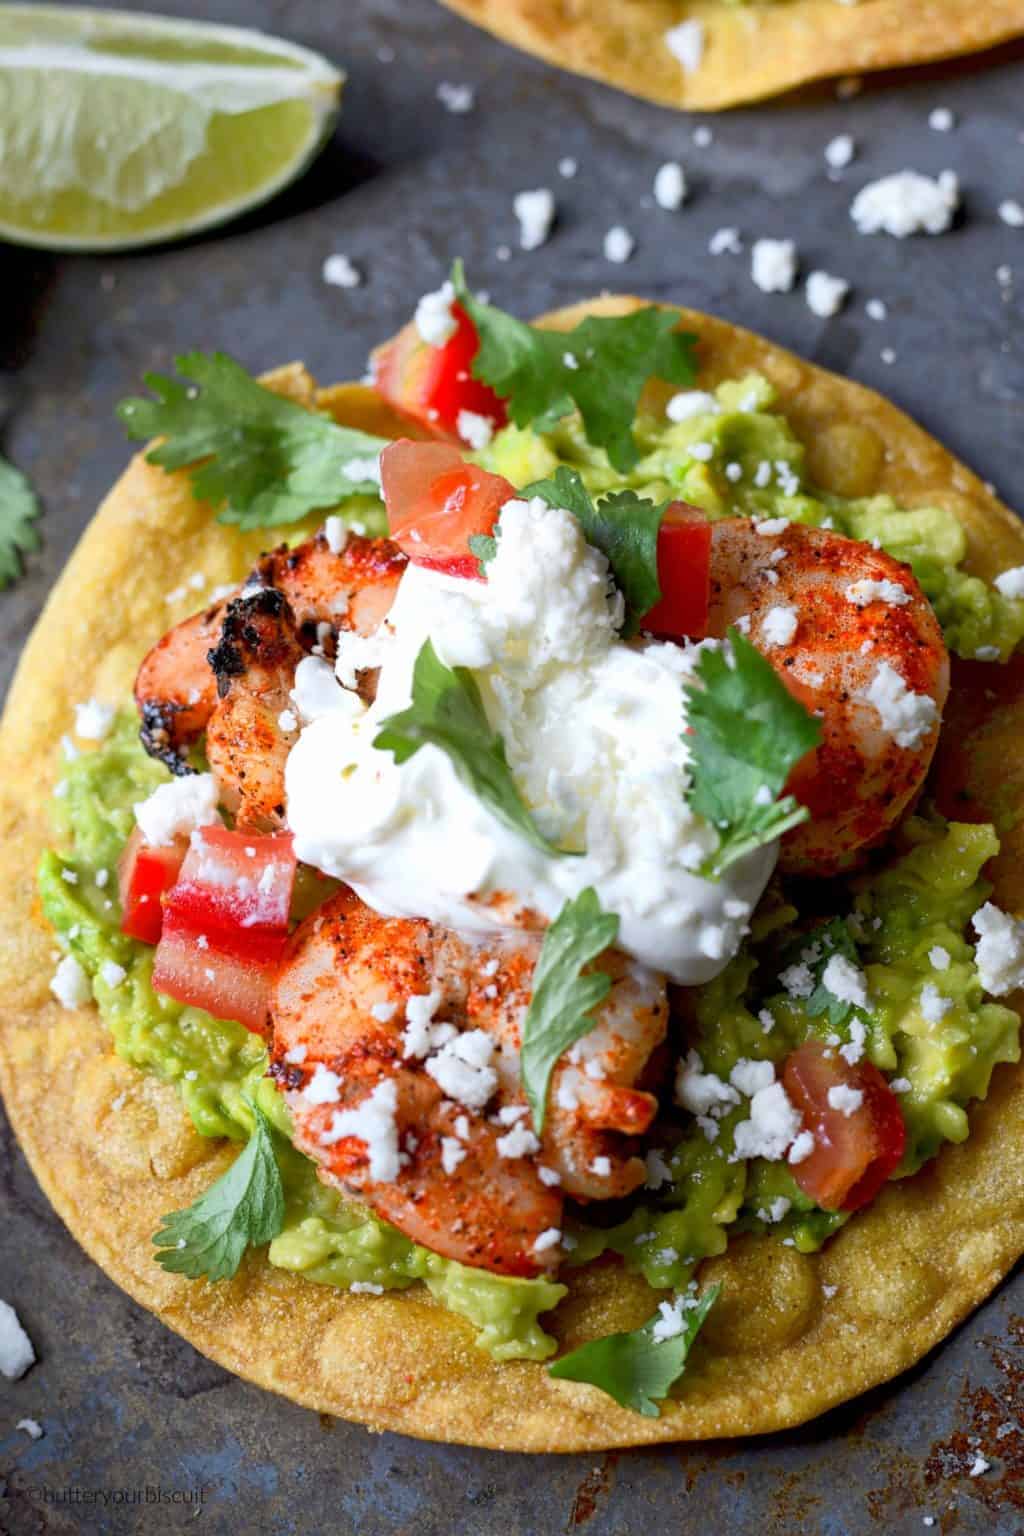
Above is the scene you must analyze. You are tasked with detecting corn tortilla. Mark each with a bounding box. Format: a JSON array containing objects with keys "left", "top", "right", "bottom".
[
  {"left": 1, "top": 298, "right": 1023, "bottom": 1450},
  {"left": 437, "top": 0, "right": 1024, "bottom": 111}
]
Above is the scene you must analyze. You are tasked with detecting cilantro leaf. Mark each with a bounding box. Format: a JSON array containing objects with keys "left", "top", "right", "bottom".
[
  {"left": 685, "top": 629, "right": 821, "bottom": 877},
  {"left": 451, "top": 262, "right": 696, "bottom": 473},
  {"left": 0, "top": 452, "right": 40, "bottom": 589},
  {"left": 521, "top": 888, "right": 619, "bottom": 1133},
  {"left": 118, "top": 351, "right": 388, "bottom": 529},
  {"left": 779, "top": 917, "right": 864, "bottom": 1030},
  {"left": 548, "top": 1285, "right": 719, "bottom": 1416},
  {"left": 152, "top": 1103, "right": 284, "bottom": 1281},
  {"left": 373, "top": 638, "right": 567, "bottom": 858},
  {"left": 524, "top": 467, "right": 667, "bottom": 636}
]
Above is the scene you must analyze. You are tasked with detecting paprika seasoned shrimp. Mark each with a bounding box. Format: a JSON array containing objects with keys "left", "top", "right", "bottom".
[
  {"left": 134, "top": 530, "right": 406, "bottom": 773},
  {"left": 269, "top": 889, "right": 668, "bottom": 1277},
  {"left": 705, "top": 518, "right": 950, "bottom": 875}
]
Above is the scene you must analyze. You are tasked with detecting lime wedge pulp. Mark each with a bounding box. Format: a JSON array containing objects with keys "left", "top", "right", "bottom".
[{"left": 0, "top": 6, "right": 343, "bottom": 250}]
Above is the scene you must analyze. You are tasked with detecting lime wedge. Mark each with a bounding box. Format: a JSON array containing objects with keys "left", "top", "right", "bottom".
[{"left": 0, "top": 6, "right": 343, "bottom": 250}]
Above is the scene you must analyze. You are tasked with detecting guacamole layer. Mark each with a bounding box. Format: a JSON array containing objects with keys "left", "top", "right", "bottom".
[{"left": 36, "top": 377, "right": 1023, "bottom": 1362}]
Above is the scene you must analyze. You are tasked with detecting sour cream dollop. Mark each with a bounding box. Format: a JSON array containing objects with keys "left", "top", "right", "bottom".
[{"left": 285, "top": 497, "right": 776, "bottom": 983}]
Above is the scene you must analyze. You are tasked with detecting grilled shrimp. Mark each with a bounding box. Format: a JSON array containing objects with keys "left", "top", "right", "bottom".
[
  {"left": 269, "top": 889, "right": 668, "bottom": 1277},
  {"left": 705, "top": 518, "right": 950, "bottom": 874},
  {"left": 134, "top": 529, "right": 406, "bottom": 792}
]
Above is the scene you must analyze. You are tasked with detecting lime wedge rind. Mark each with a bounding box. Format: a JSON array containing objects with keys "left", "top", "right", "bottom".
[{"left": 0, "top": 6, "right": 343, "bottom": 252}]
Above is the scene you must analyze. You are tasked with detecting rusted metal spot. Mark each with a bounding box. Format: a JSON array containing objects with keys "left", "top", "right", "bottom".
[
  {"left": 566, "top": 1451, "right": 618, "bottom": 1529},
  {"left": 925, "top": 1315, "right": 1024, "bottom": 1512}
]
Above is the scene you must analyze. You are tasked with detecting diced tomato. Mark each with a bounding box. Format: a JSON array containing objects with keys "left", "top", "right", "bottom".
[
  {"left": 372, "top": 301, "right": 507, "bottom": 440},
  {"left": 152, "top": 827, "right": 296, "bottom": 1034},
  {"left": 642, "top": 502, "right": 711, "bottom": 639},
  {"left": 380, "top": 439, "right": 515, "bottom": 578},
  {"left": 118, "top": 826, "right": 188, "bottom": 946},
  {"left": 782, "top": 1038, "right": 906, "bottom": 1212}
]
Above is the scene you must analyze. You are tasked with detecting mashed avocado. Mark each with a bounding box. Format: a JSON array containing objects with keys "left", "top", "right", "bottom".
[
  {"left": 40, "top": 718, "right": 565, "bottom": 1362},
  {"left": 481, "top": 373, "right": 1024, "bottom": 663},
  {"left": 38, "top": 366, "right": 1024, "bottom": 1351},
  {"left": 574, "top": 817, "right": 1020, "bottom": 1288}
]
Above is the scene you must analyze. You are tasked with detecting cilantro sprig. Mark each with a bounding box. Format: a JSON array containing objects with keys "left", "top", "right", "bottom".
[
  {"left": 524, "top": 467, "right": 668, "bottom": 636},
  {"left": 373, "top": 638, "right": 568, "bottom": 858},
  {"left": 548, "top": 1286, "right": 719, "bottom": 1416},
  {"left": 779, "top": 917, "right": 865, "bottom": 1029},
  {"left": 118, "top": 351, "right": 387, "bottom": 529},
  {"left": 521, "top": 888, "right": 619, "bottom": 1133},
  {"left": 685, "top": 629, "right": 821, "bottom": 877},
  {"left": 451, "top": 262, "right": 696, "bottom": 473},
  {"left": 152, "top": 1103, "right": 285, "bottom": 1281},
  {"left": 0, "top": 452, "right": 40, "bottom": 589}
]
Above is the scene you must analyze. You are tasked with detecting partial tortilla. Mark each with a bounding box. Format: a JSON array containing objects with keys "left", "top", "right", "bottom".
[
  {"left": 437, "top": 0, "right": 1024, "bottom": 111},
  {"left": 1, "top": 299, "right": 1023, "bottom": 1452}
]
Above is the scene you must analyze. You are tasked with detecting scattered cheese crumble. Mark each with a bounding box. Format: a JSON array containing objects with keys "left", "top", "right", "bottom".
[
  {"left": 863, "top": 662, "right": 938, "bottom": 748},
  {"left": 972, "top": 903, "right": 1024, "bottom": 997},
  {"left": 514, "top": 188, "right": 556, "bottom": 251},
  {"left": 850, "top": 170, "right": 959, "bottom": 238},
  {"left": 751, "top": 238, "right": 798, "bottom": 294},
  {"left": 134, "top": 773, "right": 219, "bottom": 848},
  {"left": 50, "top": 954, "right": 90, "bottom": 1010}
]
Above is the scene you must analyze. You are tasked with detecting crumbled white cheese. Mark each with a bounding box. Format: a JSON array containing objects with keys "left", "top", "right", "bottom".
[
  {"left": 303, "top": 1063, "right": 342, "bottom": 1105},
  {"left": 827, "top": 1084, "right": 864, "bottom": 1117},
  {"left": 822, "top": 953, "right": 870, "bottom": 1010},
  {"left": 284, "top": 1042, "right": 307, "bottom": 1066},
  {"left": 995, "top": 565, "right": 1024, "bottom": 599},
  {"left": 928, "top": 107, "right": 955, "bottom": 132},
  {"left": 349, "top": 1280, "right": 385, "bottom": 1295},
  {"left": 342, "top": 456, "right": 382, "bottom": 487},
  {"left": 664, "top": 19, "right": 704, "bottom": 73},
  {"left": 99, "top": 960, "right": 126, "bottom": 990},
  {"left": 863, "top": 662, "right": 938, "bottom": 748},
  {"left": 589, "top": 1155, "right": 612, "bottom": 1177},
  {"left": 824, "top": 134, "right": 856, "bottom": 170},
  {"left": 441, "top": 1136, "right": 466, "bottom": 1174},
  {"left": 134, "top": 773, "right": 219, "bottom": 848},
  {"left": 650, "top": 1295, "right": 697, "bottom": 1341},
  {"left": 323, "top": 515, "right": 349, "bottom": 556},
  {"left": 514, "top": 188, "right": 556, "bottom": 250},
  {"left": 322, "top": 253, "right": 361, "bottom": 289},
  {"left": 754, "top": 516, "right": 790, "bottom": 536},
  {"left": 846, "top": 578, "right": 910, "bottom": 607},
  {"left": 645, "top": 1148, "right": 673, "bottom": 1189},
  {"left": 50, "top": 954, "right": 90, "bottom": 1010},
  {"left": 972, "top": 903, "right": 1024, "bottom": 996},
  {"left": 709, "top": 226, "right": 742, "bottom": 256},
  {"left": 424, "top": 1030, "right": 499, "bottom": 1110},
  {"left": 675, "top": 1050, "right": 740, "bottom": 1116},
  {"left": 850, "top": 170, "right": 959, "bottom": 238},
  {"left": 533, "top": 1227, "right": 562, "bottom": 1254},
  {"left": 732, "top": 1082, "right": 802, "bottom": 1161},
  {"left": 277, "top": 708, "right": 299, "bottom": 734},
  {"left": 603, "top": 225, "right": 635, "bottom": 263},
  {"left": 751, "top": 238, "right": 798, "bottom": 294},
  {"left": 999, "top": 200, "right": 1024, "bottom": 229},
  {"left": 436, "top": 81, "right": 475, "bottom": 114},
  {"left": 780, "top": 961, "right": 815, "bottom": 999},
  {"left": 968, "top": 1454, "right": 990, "bottom": 1478},
  {"left": 538, "top": 1165, "right": 562, "bottom": 1187},
  {"left": 74, "top": 698, "right": 114, "bottom": 740},
  {"left": 761, "top": 604, "right": 799, "bottom": 648},
  {"left": 400, "top": 989, "right": 452, "bottom": 1059},
  {"left": 0, "top": 1299, "right": 35, "bottom": 1379},
  {"left": 16, "top": 1418, "right": 43, "bottom": 1439},
  {"left": 920, "top": 983, "right": 954, "bottom": 1023},
  {"left": 929, "top": 945, "right": 951, "bottom": 971},
  {"left": 805, "top": 271, "right": 850, "bottom": 318},
  {"left": 759, "top": 1196, "right": 792, "bottom": 1224},
  {"left": 414, "top": 281, "right": 457, "bottom": 346},
  {"left": 653, "top": 162, "right": 687, "bottom": 211},
  {"left": 890, "top": 1076, "right": 912, "bottom": 1094},
  {"left": 865, "top": 298, "right": 888, "bottom": 322},
  {"left": 321, "top": 1077, "right": 400, "bottom": 1182},
  {"left": 788, "top": 1129, "right": 815, "bottom": 1165},
  {"left": 730, "top": 1057, "right": 776, "bottom": 1097},
  {"left": 558, "top": 156, "right": 578, "bottom": 178},
  {"left": 496, "top": 1122, "right": 541, "bottom": 1159},
  {"left": 456, "top": 409, "right": 495, "bottom": 452}
]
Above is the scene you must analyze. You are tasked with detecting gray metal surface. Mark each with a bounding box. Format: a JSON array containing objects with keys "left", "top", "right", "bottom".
[{"left": 2, "top": 2, "right": 1024, "bottom": 1530}]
